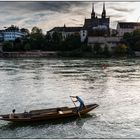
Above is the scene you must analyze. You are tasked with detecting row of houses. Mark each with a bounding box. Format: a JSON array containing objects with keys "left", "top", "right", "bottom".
[{"left": 47, "top": 3, "right": 140, "bottom": 51}]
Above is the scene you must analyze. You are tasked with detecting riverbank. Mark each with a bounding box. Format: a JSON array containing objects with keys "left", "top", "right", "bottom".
[
  {"left": 0, "top": 51, "right": 58, "bottom": 58},
  {"left": 0, "top": 50, "right": 136, "bottom": 58}
]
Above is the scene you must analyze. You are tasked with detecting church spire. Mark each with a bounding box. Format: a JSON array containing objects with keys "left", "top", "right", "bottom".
[
  {"left": 91, "top": 3, "right": 95, "bottom": 19},
  {"left": 103, "top": 2, "right": 105, "bottom": 11},
  {"left": 102, "top": 2, "right": 106, "bottom": 18}
]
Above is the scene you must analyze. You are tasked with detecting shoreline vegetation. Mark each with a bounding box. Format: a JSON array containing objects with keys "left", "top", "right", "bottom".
[
  {"left": 1, "top": 26, "right": 140, "bottom": 58},
  {"left": 0, "top": 50, "right": 134, "bottom": 59}
]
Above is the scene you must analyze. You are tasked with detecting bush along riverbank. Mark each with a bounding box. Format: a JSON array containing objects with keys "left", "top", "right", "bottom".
[
  {"left": 0, "top": 45, "right": 133, "bottom": 58},
  {"left": 0, "top": 48, "right": 131, "bottom": 58}
]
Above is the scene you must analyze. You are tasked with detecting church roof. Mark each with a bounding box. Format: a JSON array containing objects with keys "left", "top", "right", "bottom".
[
  {"left": 83, "top": 17, "right": 110, "bottom": 29},
  {"left": 118, "top": 22, "right": 140, "bottom": 28},
  {"left": 48, "top": 27, "right": 82, "bottom": 33}
]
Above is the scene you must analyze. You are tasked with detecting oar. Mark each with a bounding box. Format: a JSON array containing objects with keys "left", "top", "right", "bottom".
[{"left": 70, "top": 96, "right": 81, "bottom": 118}]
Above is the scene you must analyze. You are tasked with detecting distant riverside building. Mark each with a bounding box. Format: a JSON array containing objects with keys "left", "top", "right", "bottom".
[
  {"left": 88, "top": 36, "right": 121, "bottom": 51},
  {"left": 117, "top": 22, "right": 140, "bottom": 37},
  {"left": 48, "top": 25, "right": 82, "bottom": 40},
  {"left": 0, "top": 26, "right": 25, "bottom": 42}
]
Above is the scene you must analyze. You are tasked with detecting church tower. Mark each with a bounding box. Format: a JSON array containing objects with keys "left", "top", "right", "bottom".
[
  {"left": 91, "top": 3, "right": 95, "bottom": 19},
  {"left": 102, "top": 2, "right": 106, "bottom": 18}
]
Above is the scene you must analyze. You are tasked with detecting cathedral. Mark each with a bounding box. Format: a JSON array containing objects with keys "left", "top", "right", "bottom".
[
  {"left": 48, "top": 3, "right": 111, "bottom": 42},
  {"left": 83, "top": 3, "right": 110, "bottom": 36}
]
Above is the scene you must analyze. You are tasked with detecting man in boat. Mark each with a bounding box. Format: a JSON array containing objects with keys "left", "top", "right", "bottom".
[
  {"left": 9, "top": 109, "right": 15, "bottom": 119},
  {"left": 24, "top": 110, "right": 29, "bottom": 117},
  {"left": 70, "top": 96, "right": 85, "bottom": 111}
]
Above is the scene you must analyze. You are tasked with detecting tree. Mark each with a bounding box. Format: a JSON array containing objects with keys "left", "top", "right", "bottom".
[
  {"left": 50, "top": 32, "right": 63, "bottom": 51},
  {"left": 81, "top": 44, "right": 92, "bottom": 52},
  {"left": 13, "top": 38, "right": 23, "bottom": 51},
  {"left": 103, "top": 45, "right": 110, "bottom": 57},
  {"left": 43, "top": 34, "right": 52, "bottom": 51},
  {"left": 114, "top": 44, "right": 128, "bottom": 56},
  {"left": 60, "top": 35, "right": 81, "bottom": 51},
  {"left": 31, "top": 26, "right": 42, "bottom": 34},
  {"left": 123, "top": 29, "right": 140, "bottom": 52},
  {"left": 21, "top": 28, "right": 30, "bottom": 36},
  {"left": 6, "top": 25, "right": 19, "bottom": 31},
  {"left": 93, "top": 43, "right": 103, "bottom": 55},
  {"left": 3, "top": 42, "right": 13, "bottom": 52},
  {"left": 30, "top": 26, "right": 45, "bottom": 50},
  {"left": 134, "top": 40, "right": 140, "bottom": 51},
  {"left": 24, "top": 43, "right": 31, "bottom": 51}
]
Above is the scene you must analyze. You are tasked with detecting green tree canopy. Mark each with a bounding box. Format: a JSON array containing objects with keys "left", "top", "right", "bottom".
[
  {"left": 31, "top": 26, "right": 42, "bottom": 34},
  {"left": 115, "top": 44, "right": 128, "bottom": 55},
  {"left": 21, "top": 28, "right": 30, "bottom": 36},
  {"left": 123, "top": 29, "right": 140, "bottom": 51}
]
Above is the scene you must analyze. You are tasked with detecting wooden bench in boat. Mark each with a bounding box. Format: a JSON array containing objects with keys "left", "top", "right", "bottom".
[
  {"left": 29, "top": 107, "right": 69, "bottom": 115},
  {"left": 62, "top": 110, "right": 72, "bottom": 114}
]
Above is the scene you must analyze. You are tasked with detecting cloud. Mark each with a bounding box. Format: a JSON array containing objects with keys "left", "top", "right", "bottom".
[
  {"left": 108, "top": 13, "right": 126, "bottom": 18},
  {"left": 0, "top": 2, "right": 89, "bottom": 13},
  {"left": 110, "top": 6, "right": 134, "bottom": 13},
  {"left": 0, "top": 1, "right": 90, "bottom": 31},
  {"left": 0, "top": 2, "right": 139, "bottom": 32},
  {"left": 71, "top": 19, "right": 81, "bottom": 22}
]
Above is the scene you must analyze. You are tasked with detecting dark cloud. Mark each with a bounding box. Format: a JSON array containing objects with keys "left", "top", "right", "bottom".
[
  {"left": 108, "top": 14, "right": 126, "bottom": 18},
  {"left": 0, "top": 2, "right": 90, "bottom": 13},
  {"left": 71, "top": 19, "right": 81, "bottom": 22},
  {"left": 0, "top": 1, "right": 139, "bottom": 31},
  {"left": 113, "top": 19, "right": 127, "bottom": 24},
  {"left": 110, "top": 6, "right": 134, "bottom": 13}
]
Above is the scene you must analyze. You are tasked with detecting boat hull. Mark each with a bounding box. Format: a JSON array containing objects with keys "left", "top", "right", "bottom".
[{"left": 0, "top": 104, "right": 98, "bottom": 122}]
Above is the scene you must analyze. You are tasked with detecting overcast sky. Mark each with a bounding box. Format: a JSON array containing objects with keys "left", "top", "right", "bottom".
[{"left": 0, "top": 1, "right": 140, "bottom": 33}]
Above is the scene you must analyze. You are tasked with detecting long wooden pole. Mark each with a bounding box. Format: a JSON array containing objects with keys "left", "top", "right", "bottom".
[{"left": 70, "top": 97, "right": 81, "bottom": 118}]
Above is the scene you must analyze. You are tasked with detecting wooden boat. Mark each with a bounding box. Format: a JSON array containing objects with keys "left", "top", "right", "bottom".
[{"left": 0, "top": 104, "right": 98, "bottom": 122}]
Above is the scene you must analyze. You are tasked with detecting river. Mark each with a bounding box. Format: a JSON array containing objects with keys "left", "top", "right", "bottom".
[{"left": 0, "top": 58, "right": 140, "bottom": 138}]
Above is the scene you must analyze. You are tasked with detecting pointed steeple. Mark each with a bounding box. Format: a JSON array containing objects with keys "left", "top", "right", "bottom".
[
  {"left": 102, "top": 2, "right": 106, "bottom": 18},
  {"left": 91, "top": 3, "right": 95, "bottom": 19},
  {"left": 103, "top": 2, "right": 105, "bottom": 11},
  {"left": 92, "top": 3, "right": 94, "bottom": 13}
]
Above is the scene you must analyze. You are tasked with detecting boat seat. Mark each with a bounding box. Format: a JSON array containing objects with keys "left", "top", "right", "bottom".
[
  {"left": 45, "top": 112, "right": 57, "bottom": 115},
  {"left": 63, "top": 110, "right": 72, "bottom": 114}
]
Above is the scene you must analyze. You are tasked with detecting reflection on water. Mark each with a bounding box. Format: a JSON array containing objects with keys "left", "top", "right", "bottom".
[{"left": 0, "top": 58, "right": 140, "bottom": 138}]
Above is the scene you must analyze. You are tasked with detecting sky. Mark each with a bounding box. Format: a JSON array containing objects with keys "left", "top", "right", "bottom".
[{"left": 0, "top": 1, "right": 140, "bottom": 33}]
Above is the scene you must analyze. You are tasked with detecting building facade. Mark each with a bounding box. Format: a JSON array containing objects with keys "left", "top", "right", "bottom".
[
  {"left": 88, "top": 36, "right": 121, "bottom": 51},
  {"left": 0, "top": 26, "right": 25, "bottom": 42},
  {"left": 48, "top": 25, "right": 82, "bottom": 40},
  {"left": 117, "top": 22, "right": 140, "bottom": 37}
]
